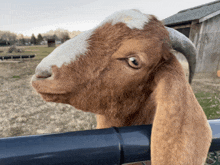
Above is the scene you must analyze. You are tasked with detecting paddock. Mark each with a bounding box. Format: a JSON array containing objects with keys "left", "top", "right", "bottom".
[{"left": 0, "top": 51, "right": 220, "bottom": 164}]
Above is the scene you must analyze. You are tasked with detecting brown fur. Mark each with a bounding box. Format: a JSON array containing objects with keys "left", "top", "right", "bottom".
[{"left": 32, "top": 16, "right": 212, "bottom": 165}]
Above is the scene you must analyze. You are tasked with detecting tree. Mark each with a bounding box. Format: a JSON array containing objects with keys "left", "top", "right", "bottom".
[
  {"left": 53, "top": 34, "right": 59, "bottom": 40},
  {"left": 37, "top": 34, "right": 43, "bottom": 45},
  {"left": 17, "top": 34, "right": 25, "bottom": 45},
  {"left": 0, "top": 31, "right": 17, "bottom": 45},
  {"left": 31, "top": 34, "right": 36, "bottom": 45},
  {"left": 19, "top": 38, "right": 25, "bottom": 45},
  {"left": 61, "top": 32, "right": 70, "bottom": 43}
]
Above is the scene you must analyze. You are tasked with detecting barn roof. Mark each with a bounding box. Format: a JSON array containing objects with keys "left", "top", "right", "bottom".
[{"left": 163, "top": 0, "right": 220, "bottom": 26}]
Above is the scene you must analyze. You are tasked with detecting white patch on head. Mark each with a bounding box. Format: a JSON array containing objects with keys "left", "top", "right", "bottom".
[
  {"left": 35, "top": 29, "right": 93, "bottom": 77},
  {"left": 34, "top": 9, "right": 150, "bottom": 78},
  {"left": 99, "top": 9, "right": 150, "bottom": 30}
]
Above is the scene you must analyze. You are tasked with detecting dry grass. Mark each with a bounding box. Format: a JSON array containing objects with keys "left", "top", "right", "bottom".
[{"left": 0, "top": 45, "right": 56, "bottom": 60}]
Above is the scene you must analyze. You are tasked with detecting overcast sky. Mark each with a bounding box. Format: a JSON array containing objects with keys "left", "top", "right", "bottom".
[{"left": 0, "top": 0, "right": 216, "bottom": 36}]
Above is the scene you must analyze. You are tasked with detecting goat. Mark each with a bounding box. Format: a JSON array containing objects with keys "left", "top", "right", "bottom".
[{"left": 31, "top": 9, "right": 212, "bottom": 165}]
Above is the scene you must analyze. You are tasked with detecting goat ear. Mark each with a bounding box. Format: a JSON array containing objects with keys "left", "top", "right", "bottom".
[
  {"left": 150, "top": 59, "right": 212, "bottom": 164},
  {"left": 161, "top": 42, "right": 172, "bottom": 61}
]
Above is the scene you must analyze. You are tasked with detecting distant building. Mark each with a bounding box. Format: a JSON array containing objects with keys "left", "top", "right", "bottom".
[
  {"left": 40, "top": 40, "right": 47, "bottom": 45},
  {"left": 163, "top": 0, "right": 220, "bottom": 73},
  {"left": 47, "top": 39, "right": 55, "bottom": 47},
  {"left": 55, "top": 40, "right": 62, "bottom": 45}
]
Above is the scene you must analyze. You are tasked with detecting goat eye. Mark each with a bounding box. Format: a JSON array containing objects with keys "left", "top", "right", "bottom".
[{"left": 127, "top": 57, "right": 141, "bottom": 69}]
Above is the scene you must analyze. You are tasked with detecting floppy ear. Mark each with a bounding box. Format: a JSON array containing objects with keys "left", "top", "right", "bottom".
[{"left": 150, "top": 56, "right": 212, "bottom": 165}]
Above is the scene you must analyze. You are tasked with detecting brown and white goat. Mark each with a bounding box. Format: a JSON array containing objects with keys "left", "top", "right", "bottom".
[{"left": 31, "top": 9, "right": 212, "bottom": 165}]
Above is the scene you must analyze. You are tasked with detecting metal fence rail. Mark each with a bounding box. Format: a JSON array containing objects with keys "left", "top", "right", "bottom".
[
  {"left": 0, "top": 55, "right": 35, "bottom": 60},
  {"left": 0, "top": 119, "right": 219, "bottom": 165}
]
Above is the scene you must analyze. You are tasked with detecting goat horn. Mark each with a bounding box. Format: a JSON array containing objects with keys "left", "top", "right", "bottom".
[{"left": 165, "top": 27, "right": 196, "bottom": 84}]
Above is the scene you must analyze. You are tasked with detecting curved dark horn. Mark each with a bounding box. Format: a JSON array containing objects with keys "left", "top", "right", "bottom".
[{"left": 165, "top": 27, "right": 197, "bottom": 84}]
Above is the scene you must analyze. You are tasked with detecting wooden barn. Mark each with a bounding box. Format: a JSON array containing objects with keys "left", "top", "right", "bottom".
[
  {"left": 163, "top": 0, "right": 220, "bottom": 73},
  {"left": 47, "top": 39, "right": 56, "bottom": 47}
]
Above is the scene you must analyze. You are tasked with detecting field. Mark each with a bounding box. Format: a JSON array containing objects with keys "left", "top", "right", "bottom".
[
  {"left": 0, "top": 45, "right": 55, "bottom": 60},
  {"left": 0, "top": 45, "right": 220, "bottom": 164}
]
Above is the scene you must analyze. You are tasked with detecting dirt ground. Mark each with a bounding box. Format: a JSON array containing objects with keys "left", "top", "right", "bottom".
[{"left": 0, "top": 59, "right": 96, "bottom": 138}]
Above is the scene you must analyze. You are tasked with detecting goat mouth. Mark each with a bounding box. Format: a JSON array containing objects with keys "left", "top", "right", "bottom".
[
  {"left": 31, "top": 75, "right": 70, "bottom": 95},
  {"left": 38, "top": 92, "right": 70, "bottom": 104}
]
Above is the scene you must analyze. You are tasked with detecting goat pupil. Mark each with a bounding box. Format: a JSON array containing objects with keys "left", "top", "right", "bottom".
[{"left": 131, "top": 57, "right": 138, "bottom": 66}]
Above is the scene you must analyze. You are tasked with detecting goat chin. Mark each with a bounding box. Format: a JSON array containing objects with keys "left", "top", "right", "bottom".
[{"left": 31, "top": 9, "right": 212, "bottom": 165}]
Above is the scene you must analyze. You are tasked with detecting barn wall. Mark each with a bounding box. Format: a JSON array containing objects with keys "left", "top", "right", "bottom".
[
  {"left": 189, "top": 21, "right": 201, "bottom": 46},
  {"left": 193, "top": 14, "right": 220, "bottom": 73},
  {"left": 177, "top": 27, "right": 190, "bottom": 38}
]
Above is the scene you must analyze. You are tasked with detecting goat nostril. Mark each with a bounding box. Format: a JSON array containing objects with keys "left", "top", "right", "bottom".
[
  {"left": 36, "top": 74, "right": 52, "bottom": 78},
  {"left": 35, "top": 70, "right": 52, "bottom": 79}
]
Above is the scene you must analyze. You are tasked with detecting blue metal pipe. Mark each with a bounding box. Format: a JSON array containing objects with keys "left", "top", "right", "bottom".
[
  {"left": 0, "top": 125, "right": 151, "bottom": 165},
  {"left": 208, "top": 119, "right": 220, "bottom": 152},
  {"left": 0, "top": 119, "right": 219, "bottom": 165}
]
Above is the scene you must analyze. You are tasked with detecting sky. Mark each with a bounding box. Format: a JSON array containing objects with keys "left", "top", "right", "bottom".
[{"left": 0, "top": 0, "right": 217, "bottom": 36}]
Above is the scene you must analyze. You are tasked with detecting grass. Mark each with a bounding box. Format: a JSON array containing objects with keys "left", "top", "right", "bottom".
[
  {"left": 195, "top": 92, "right": 220, "bottom": 119},
  {"left": 0, "top": 45, "right": 56, "bottom": 60},
  {"left": 12, "top": 76, "right": 21, "bottom": 78},
  {"left": 25, "top": 45, "right": 56, "bottom": 59}
]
